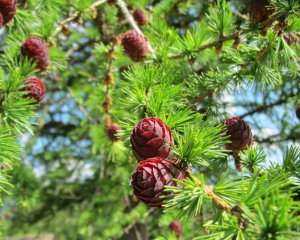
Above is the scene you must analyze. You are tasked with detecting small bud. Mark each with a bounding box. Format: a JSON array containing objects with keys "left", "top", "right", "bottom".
[
  {"left": 92, "top": 10, "right": 97, "bottom": 19},
  {"left": 102, "top": 102, "right": 109, "bottom": 112},
  {"left": 107, "top": 123, "right": 122, "bottom": 142},
  {"left": 274, "top": 20, "right": 290, "bottom": 32},
  {"left": 62, "top": 24, "right": 70, "bottom": 36},
  {"left": 215, "top": 41, "right": 223, "bottom": 54},
  {"left": 188, "top": 57, "right": 196, "bottom": 67},
  {"left": 108, "top": 0, "right": 114, "bottom": 7},
  {"left": 117, "top": 11, "right": 125, "bottom": 21},
  {"left": 260, "top": 28, "right": 268, "bottom": 37},
  {"left": 108, "top": 50, "right": 117, "bottom": 60},
  {"left": 274, "top": 23, "right": 281, "bottom": 32},
  {"left": 0, "top": 164, "right": 10, "bottom": 170},
  {"left": 109, "top": 35, "right": 122, "bottom": 46},
  {"left": 18, "top": 0, "right": 28, "bottom": 8},
  {"left": 127, "top": 5, "right": 134, "bottom": 11},
  {"left": 103, "top": 73, "right": 114, "bottom": 85},
  {"left": 105, "top": 115, "right": 112, "bottom": 127},
  {"left": 73, "top": 16, "right": 83, "bottom": 24},
  {"left": 233, "top": 36, "right": 241, "bottom": 49},
  {"left": 169, "top": 221, "right": 182, "bottom": 239}
]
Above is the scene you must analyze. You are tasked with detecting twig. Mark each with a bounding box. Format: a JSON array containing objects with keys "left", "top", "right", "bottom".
[
  {"left": 115, "top": 0, "right": 154, "bottom": 53},
  {"left": 192, "top": 90, "right": 214, "bottom": 104},
  {"left": 191, "top": 175, "right": 248, "bottom": 229},
  {"left": 169, "top": 12, "right": 288, "bottom": 59},
  {"left": 239, "top": 92, "right": 297, "bottom": 119},
  {"left": 54, "top": 0, "right": 108, "bottom": 36}
]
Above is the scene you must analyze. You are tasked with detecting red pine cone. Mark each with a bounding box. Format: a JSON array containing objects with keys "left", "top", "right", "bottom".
[
  {"left": 130, "top": 117, "right": 173, "bottom": 162},
  {"left": 21, "top": 37, "right": 50, "bottom": 72},
  {"left": 107, "top": 123, "right": 122, "bottom": 142},
  {"left": 283, "top": 32, "right": 299, "bottom": 46},
  {"left": 249, "top": 0, "right": 275, "bottom": 24},
  {"left": 121, "top": 30, "right": 149, "bottom": 62},
  {"left": 131, "top": 157, "right": 185, "bottom": 208},
  {"left": 169, "top": 220, "right": 182, "bottom": 239},
  {"left": 296, "top": 105, "right": 300, "bottom": 122},
  {"left": 133, "top": 9, "right": 148, "bottom": 26},
  {"left": 0, "top": 0, "right": 17, "bottom": 25},
  {"left": 224, "top": 117, "right": 253, "bottom": 155},
  {"left": 24, "top": 78, "right": 46, "bottom": 103}
]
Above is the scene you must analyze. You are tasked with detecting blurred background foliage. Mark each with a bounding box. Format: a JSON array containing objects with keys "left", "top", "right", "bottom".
[{"left": 0, "top": 0, "right": 299, "bottom": 239}]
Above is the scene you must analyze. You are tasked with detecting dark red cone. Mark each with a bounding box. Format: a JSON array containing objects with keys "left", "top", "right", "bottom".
[
  {"left": 224, "top": 117, "right": 253, "bottom": 156},
  {"left": 107, "top": 123, "right": 122, "bottom": 142},
  {"left": 21, "top": 37, "right": 50, "bottom": 72},
  {"left": 130, "top": 117, "right": 173, "bottom": 162},
  {"left": 249, "top": 0, "right": 275, "bottom": 24},
  {"left": 133, "top": 9, "right": 148, "bottom": 26},
  {"left": 121, "top": 30, "right": 149, "bottom": 62},
  {"left": 0, "top": 0, "right": 17, "bottom": 24}
]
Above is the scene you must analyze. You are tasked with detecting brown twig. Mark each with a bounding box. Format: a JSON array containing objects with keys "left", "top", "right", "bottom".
[
  {"left": 115, "top": 0, "right": 154, "bottom": 53},
  {"left": 191, "top": 175, "right": 248, "bottom": 229},
  {"left": 191, "top": 90, "right": 214, "bottom": 104}
]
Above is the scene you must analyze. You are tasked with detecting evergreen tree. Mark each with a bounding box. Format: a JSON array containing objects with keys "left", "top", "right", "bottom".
[{"left": 0, "top": 0, "right": 300, "bottom": 239}]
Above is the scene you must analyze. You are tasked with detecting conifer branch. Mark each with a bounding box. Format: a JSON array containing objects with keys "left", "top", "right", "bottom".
[
  {"left": 191, "top": 175, "right": 248, "bottom": 229},
  {"left": 54, "top": 0, "right": 108, "bottom": 36},
  {"left": 239, "top": 91, "right": 298, "bottom": 118},
  {"left": 170, "top": 12, "right": 288, "bottom": 59}
]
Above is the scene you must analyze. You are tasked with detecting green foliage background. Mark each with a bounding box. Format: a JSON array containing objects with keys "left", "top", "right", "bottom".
[{"left": 0, "top": 0, "right": 300, "bottom": 239}]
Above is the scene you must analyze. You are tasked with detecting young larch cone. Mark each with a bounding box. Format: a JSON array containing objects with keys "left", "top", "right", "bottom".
[
  {"left": 169, "top": 220, "right": 182, "bottom": 239},
  {"left": 24, "top": 78, "right": 46, "bottom": 103},
  {"left": 131, "top": 158, "right": 186, "bottom": 208},
  {"left": 224, "top": 117, "right": 253, "bottom": 156},
  {"left": 121, "top": 30, "right": 149, "bottom": 62},
  {"left": 249, "top": 0, "right": 275, "bottom": 24},
  {"left": 133, "top": 9, "right": 148, "bottom": 26},
  {"left": 109, "top": 35, "right": 122, "bottom": 46},
  {"left": 21, "top": 37, "right": 50, "bottom": 72},
  {"left": 283, "top": 32, "right": 299, "bottom": 46},
  {"left": 107, "top": 123, "right": 122, "bottom": 142},
  {"left": 296, "top": 105, "right": 300, "bottom": 122},
  {"left": 0, "top": 0, "right": 17, "bottom": 25},
  {"left": 130, "top": 117, "right": 174, "bottom": 162}
]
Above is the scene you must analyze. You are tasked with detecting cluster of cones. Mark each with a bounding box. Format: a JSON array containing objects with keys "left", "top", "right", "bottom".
[{"left": 128, "top": 116, "right": 254, "bottom": 208}]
